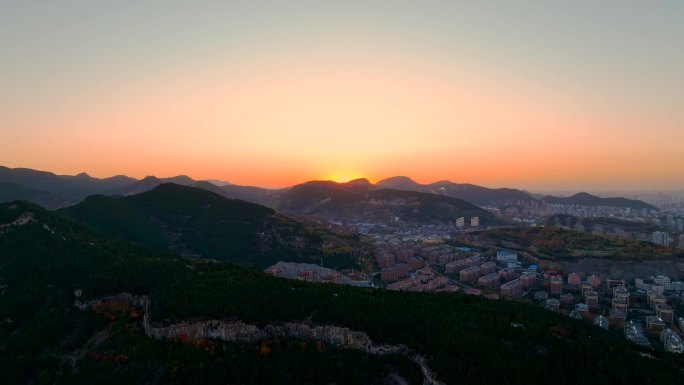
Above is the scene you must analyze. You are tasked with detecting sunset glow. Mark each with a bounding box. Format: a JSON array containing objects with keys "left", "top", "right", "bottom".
[{"left": 1, "top": 1, "right": 682, "bottom": 191}]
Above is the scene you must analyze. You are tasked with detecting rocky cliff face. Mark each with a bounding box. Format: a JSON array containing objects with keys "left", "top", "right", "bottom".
[
  {"left": 80, "top": 293, "right": 444, "bottom": 385},
  {"left": 144, "top": 317, "right": 375, "bottom": 351}
]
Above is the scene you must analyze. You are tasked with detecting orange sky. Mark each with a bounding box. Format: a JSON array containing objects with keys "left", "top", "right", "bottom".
[{"left": 1, "top": 2, "right": 682, "bottom": 191}]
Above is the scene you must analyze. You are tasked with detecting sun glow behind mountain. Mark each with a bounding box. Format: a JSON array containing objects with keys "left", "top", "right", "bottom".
[
  {"left": 323, "top": 172, "right": 366, "bottom": 184},
  {"left": 0, "top": 1, "right": 682, "bottom": 191}
]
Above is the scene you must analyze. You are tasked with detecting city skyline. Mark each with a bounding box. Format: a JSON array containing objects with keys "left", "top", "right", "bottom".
[{"left": 1, "top": 1, "right": 683, "bottom": 191}]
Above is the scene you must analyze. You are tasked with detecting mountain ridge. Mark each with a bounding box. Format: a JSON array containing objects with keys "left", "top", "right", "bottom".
[{"left": 0, "top": 166, "right": 657, "bottom": 211}]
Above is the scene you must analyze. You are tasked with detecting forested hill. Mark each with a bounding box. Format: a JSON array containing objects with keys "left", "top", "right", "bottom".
[
  {"left": 1, "top": 201, "right": 682, "bottom": 384},
  {"left": 59, "top": 183, "right": 367, "bottom": 269},
  {"left": 276, "top": 180, "right": 505, "bottom": 225}
]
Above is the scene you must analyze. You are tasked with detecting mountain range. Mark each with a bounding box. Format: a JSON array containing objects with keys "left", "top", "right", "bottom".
[
  {"left": 0, "top": 165, "right": 657, "bottom": 211},
  {"left": 275, "top": 179, "right": 502, "bottom": 225}
]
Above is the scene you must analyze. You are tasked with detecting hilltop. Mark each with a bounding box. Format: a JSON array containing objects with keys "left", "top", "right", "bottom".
[
  {"left": 59, "top": 183, "right": 368, "bottom": 269},
  {"left": 542, "top": 192, "right": 657, "bottom": 211}
]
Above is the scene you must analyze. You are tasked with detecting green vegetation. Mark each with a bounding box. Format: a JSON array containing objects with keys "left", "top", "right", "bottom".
[
  {"left": 2, "top": 201, "right": 683, "bottom": 384},
  {"left": 484, "top": 227, "right": 684, "bottom": 261},
  {"left": 59, "top": 184, "right": 368, "bottom": 269}
]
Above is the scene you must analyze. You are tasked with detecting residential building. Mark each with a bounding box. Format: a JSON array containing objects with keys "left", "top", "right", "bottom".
[
  {"left": 460, "top": 266, "right": 481, "bottom": 284},
  {"left": 646, "top": 316, "right": 666, "bottom": 332},
  {"left": 499, "top": 268, "right": 517, "bottom": 282},
  {"left": 657, "top": 304, "right": 674, "bottom": 323},
  {"left": 520, "top": 272, "right": 536, "bottom": 288},
  {"left": 446, "top": 260, "right": 469, "bottom": 274},
  {"left": 477, "top": 273, "right": 500, "bottom": 289},
  {"left": 500, "top": 279, "right": 523, "bottom": 297},
  {"left": 625, "top": 321, "right": 650, "bottom": 347},
  {"left": 545, "top": 298, "right": 560, "bottom": 311},
  {"left": 550, "top": 275, "right": 563, "bottom": 295},
  {"left": 480, "top": 262, "right": 496, "bottom": 275},
  {"left": 580, "top": 282, "right": 594, "bottom": 297},
  {"left": 559, "top": 293, "right": 573, "bottom": 305},
  {"left": 613, "top": 286, "right": 629, "bottom": 302},
  {"left": 376, "top": 253, "right": 395, "bottom": 269},
  {"left": 297, "top": 269, "right": 318, "bottom": 282},
  {"left": 593, "top": 315, "right": 609, "bottom": 330},
  {"left": 534, "top": 291, "right": 549, "bottom": 301},
  {"left": 470, "top": 217, "right": 480, "bottom": 227},
  {"left": 567, "top": 272, "right": 581, "bottom": 286},
  {"left": 587, "top": 274, "right": 601, "bottom": 288},
  {"left": 653, "top": 275, "right": 671, "bottom": 287},
  {"left": 585, "top": 290, "right": 599, "bottom": 310},
  {"left": 661, "top": 328, "right": 684, "bottom": 353},
  {"left": 612, "top": 297, "right": 628, "bottom": 313},
  {"left": 652, "top": 231, "right": 669, "bottom": 246},
  {"left": 322, "top": 272, "right": 342, "bottom": 284}
]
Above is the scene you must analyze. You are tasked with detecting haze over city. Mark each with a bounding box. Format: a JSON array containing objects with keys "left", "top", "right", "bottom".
[{"left": 1, "top": 1, "right": 683, "bottom": 191}]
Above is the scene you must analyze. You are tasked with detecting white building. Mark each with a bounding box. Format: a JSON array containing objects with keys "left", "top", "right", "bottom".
[
  {"left": 470, "top": 217, "right": 479, "bottom": 227},
  {"left": 456, "top": 217, "right": 465, "bottom": 228},
  {"left": 652, "top": 231, "right": 670, "bottom": 246},
  {"left": 496, "top": 250, "right": 518, "bottom": 264},
  {"left": 653, "top": 275, "right": 671, "bottom": 287}
]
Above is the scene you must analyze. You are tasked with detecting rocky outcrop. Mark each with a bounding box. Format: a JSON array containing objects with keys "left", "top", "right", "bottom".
[{"left": 80, "top": 293, "right": 444, "bottom": 385}]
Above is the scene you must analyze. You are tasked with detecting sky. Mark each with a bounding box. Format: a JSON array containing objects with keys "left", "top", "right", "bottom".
[{"left": 1, "top": 1, "right": 682, "bottom": 191}]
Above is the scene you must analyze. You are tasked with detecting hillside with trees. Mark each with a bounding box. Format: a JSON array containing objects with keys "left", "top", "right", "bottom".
[
  {"left": 59, "top": 184, "right": 368, "bottom": 269},
  {"left": 1, "top": 201, "right": 682, "bottom": 384}
]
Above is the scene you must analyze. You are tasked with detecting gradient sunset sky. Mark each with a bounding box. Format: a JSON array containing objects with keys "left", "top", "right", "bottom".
[{"left": 1, "top": 1, "right": 682, "bottom": 191}]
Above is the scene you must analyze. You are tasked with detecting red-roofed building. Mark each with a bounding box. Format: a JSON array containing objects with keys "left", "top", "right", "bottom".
[
  {"left": 298, "top": 269, "right": 318, "bottom": 282},
  {"left": 322, "top": 272, "right": 342, "bottom": 284}
]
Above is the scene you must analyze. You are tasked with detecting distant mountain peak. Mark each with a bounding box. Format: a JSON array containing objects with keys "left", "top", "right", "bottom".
[
  {"left": 206, "top": 179, "right": 232, "bottom": 187},
  {"left": 542, "top": 192, "right": 656, "bottom": 210},
  {"left": 430, "top": 180, "right": 454, "bottom": 185},
  {"left": 571, "top": 192, "right": 596, "bottom": 198},
  {"left": 345, "top": 178, "right": 372, "bottom": 187},
  {"left": 375, "top": 176, "right": 421, "bottom": 190},
  {"left": 378, "top": 176, "right": 418, "bottom": 183}
]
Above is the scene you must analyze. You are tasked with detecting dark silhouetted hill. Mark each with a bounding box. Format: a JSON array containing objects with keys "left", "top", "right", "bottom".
[
  {"left": 276, "top": 180, "right": 504, "bottom": 225},
  {"left": 542, "top": 192, "right": 656, "bottom": 210},
  {"left": 59, "top": 183, "right": 366, "bottom": 268},
  {"left": 375, "top": 176, "right": 535, "bottom": 206}
]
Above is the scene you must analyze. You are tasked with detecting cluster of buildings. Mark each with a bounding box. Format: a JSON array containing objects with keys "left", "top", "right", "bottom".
[
  {"left": 264, "top": 266, "right": 347, "bottom": 285},
  {"left": 375, "top": 242, "right": 470, "bottom": 292},
  {"left": 546, "top": 214, "right": 684, "bottom": 249},
  {"left": 374, "top": 237, "right": 684, "bottom": 354},
  {"left": 496, "top": 200, "right": 661, "bottom": 227},
  {"left": 534, "top": 270, "right": 684, "bottom": 353}
]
